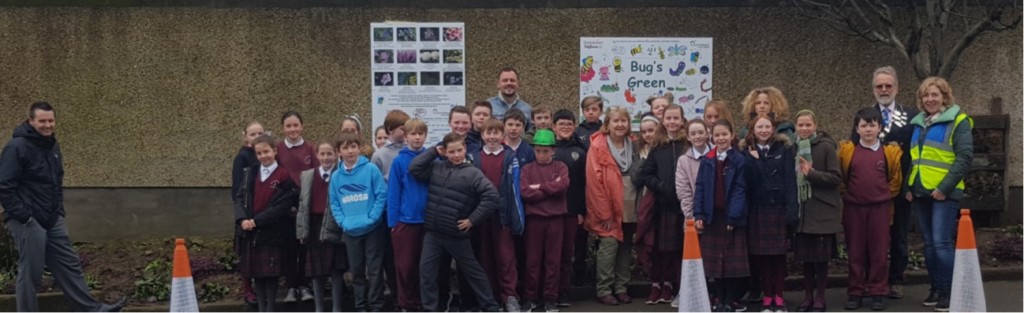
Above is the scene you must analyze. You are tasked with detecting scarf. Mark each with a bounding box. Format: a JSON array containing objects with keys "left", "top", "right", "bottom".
[
  {"left": 796, "top": 133, "right": 815, "bottom": 203},
  {"left": 607, "top": 135, "right": 633, "bottom": 173}
]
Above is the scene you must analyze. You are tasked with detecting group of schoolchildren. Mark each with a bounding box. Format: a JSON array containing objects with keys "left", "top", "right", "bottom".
[{"left": 229, "top": 74, "right": 963, "bottom": 312}]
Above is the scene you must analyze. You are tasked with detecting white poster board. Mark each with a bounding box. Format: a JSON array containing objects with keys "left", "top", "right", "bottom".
[
  {"left": 371, "top": 22, "right": 466, "bottom": 144},
  {"left": 579, "top": 37, "right": 713, "bottom": 128}
]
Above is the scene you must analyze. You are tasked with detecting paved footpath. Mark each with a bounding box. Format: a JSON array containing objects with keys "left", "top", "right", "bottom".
[{"left": 561, "top": 280, "right": 1022, "bottom": 312}]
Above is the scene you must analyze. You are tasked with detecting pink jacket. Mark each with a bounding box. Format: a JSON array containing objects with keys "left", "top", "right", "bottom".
[{"left": 674, "top": 147, "right": 703, "bottom": 220}]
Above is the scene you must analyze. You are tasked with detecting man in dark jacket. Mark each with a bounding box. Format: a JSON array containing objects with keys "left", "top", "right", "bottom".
[
  {"left": 409, "top": 132, "right": 500, "bottom": 312},
  {"left": 850, "top": 66, "right": 920, "bottom": 299},
  {"left": 0, "top": 102, "right": 127, "bottom": 312}
]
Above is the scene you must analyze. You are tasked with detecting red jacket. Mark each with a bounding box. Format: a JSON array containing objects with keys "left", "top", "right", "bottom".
[{"left": 584, "top": 132, "right": 627, "bottom": 241}]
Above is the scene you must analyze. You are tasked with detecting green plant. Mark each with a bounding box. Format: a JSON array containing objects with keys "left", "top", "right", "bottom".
[
  {"left": 134, "top": 259, "right": 171, "bottom": 302},
  {"left": 908, "top": 251, "right": 925, "bottom": 270},
  {"left": 199, "top": 282, "right": 231, "bottom": 303},
  {"left": 0, "top": 269, "right": 15, "bottom": 292},
  {"left": 1004, "top": 224, "right": 1023, "bottom": 237},
  {"left": 836, "top": 242, "right": 849, "bottom": 261},
  {"left": 84, "top": 273, "right": 102, "bottom": 289},
  {"left": 218, "top": 247, "right": 239, "bottom": 272}
]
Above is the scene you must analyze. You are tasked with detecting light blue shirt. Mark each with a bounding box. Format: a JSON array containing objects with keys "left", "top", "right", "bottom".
[{"left": 488, "top": 94, "right": 533, "bottom": 125}]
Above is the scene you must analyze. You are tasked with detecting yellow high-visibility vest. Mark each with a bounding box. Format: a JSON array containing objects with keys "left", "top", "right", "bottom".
[{"left": 907, "top": 113, "right": 972, "bottom": 191}]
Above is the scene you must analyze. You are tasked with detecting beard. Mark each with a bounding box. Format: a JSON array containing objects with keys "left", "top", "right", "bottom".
[{"left": 876, "top": 96, "right": 893, "bottom": 105}]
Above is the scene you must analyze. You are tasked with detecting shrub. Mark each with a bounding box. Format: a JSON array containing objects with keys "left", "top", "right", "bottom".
[{"left": 134, "top": 259, "right": 171, "bottom": 302}]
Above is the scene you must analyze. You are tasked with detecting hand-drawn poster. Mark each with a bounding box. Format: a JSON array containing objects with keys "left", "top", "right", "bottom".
[
  {"left": 372, "top": 22, "right": 465, "bottom": 144},
  {"left": 579, "top": 37, "right": 713, "bottom": 128}
]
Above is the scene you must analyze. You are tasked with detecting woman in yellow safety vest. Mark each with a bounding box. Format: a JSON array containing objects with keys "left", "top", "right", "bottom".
[{"left": 904, "top": 76, "right": 973, "bottom": 312}]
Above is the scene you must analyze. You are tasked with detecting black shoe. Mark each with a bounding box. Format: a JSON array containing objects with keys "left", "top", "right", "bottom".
[
  {"left": 922, "top": 289, "right": 939, "bottom": 307},
  {"left": 743, "top": 291, "right": 763, "bottom": 303},
  {"left": 871, "top": 296, "right": 885, "bottom": 311},
  {"left": 934, "top": 294, "right": 949, "bottom": 312},
  {"left": 844, "top": 296, "right": 862, "bottom": 310},
  {"left": 544, "top": 300, "right": 559, "bottom": 312},
  {"left": 732, "top": 301, "right": 748, "bottom": 312},
  {"left": 556, "top": 293, "right": 571, "bottom": 307},
  {"left": 103, "top": 296, "right": 128, "bottom": 312}
]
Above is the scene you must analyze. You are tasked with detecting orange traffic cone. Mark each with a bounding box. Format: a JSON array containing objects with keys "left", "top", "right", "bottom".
[
  {"left": 170, "top": 238, "right": 200, "bottom": 312},
  {"left": 950, "top": 209, "right": 986, "bottom": 312},
  {"left": 678, "top": 220, "right": 710, "bottom": 312}
]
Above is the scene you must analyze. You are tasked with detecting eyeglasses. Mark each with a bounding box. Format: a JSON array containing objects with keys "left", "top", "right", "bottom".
[
  {"left": 555, "top": 122, "right": 575, "bottom": 127},
  {"left": 875, "top": 84, "right": 894, "bottom": 90}
]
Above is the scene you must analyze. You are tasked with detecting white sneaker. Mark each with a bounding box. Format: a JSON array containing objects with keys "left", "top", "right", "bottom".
[
  {"left": 300, "top": 287, "right": 314, "bottom": 302},
  {"left": 283, "top": 287, "right": 298, "bottom": 303},
  {"left": 670, "top": 296, "right": 679, "bottom": 308}
]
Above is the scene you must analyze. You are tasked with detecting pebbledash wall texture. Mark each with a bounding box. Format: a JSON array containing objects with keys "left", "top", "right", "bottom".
[{"left": 0, "top": 7, "right": 1020, "bottom": 188}]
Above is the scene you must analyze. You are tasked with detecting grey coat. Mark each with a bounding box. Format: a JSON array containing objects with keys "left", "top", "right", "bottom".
[{"left": 796, "top": 132, "right": 842, "bottom": 234}]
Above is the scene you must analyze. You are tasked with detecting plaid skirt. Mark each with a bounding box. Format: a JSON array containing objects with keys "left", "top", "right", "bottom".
[
  {"left": 747, "top": 205, "right": 788, "bottom": 255},
  {"left": 654, "top": 209, "right": 683, "bottom": 252},
  {"left": 306, "top": 215, "right": 349, "bottom": 276},
  {"left": 793, "top": 233, "right": 836, "bottom": 263},
  {"left": 700, "top": 218, "right": 750, "bottom": 279},
  {"left": 238, "top": 237, "right": 283, "bottom": 278}
]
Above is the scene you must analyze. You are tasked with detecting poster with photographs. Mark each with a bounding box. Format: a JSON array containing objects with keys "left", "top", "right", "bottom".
[{"left": 371, "top": 22, "right": 466, "bottom": 144}]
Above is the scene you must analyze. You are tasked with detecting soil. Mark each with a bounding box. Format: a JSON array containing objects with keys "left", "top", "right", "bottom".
[{"left": 1, "top": 227, "right": 1020, "bottom": 307}]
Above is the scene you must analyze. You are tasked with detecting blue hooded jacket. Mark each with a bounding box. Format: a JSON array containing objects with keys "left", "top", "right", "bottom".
[
  {"left": 329, "top": 156, "right": 387, "bottom": 237},
  {"left": 467, "top": 145, "right": 526, "bottom": 235},
  {"left": 386, "top": 147, "right": 429, "bottom": 227}
]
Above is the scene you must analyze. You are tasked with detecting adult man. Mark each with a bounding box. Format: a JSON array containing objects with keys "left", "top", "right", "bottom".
[
  {"left": 0, "top": 102, "right": 127, "bottom": 312},
  {"left": 849, "top": 66, "right": 919, "bottom": 299},
  {"left": 487, "top": 67, "right": 533, "bottom": 128}
]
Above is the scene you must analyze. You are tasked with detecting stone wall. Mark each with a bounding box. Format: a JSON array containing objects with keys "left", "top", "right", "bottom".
[{"left": 0, "top": 7, "right": 1019, "bottom": 188}]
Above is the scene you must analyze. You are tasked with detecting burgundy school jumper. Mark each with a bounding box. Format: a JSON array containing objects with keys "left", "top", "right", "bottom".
[
  {"left": 276, "top": 141, "right": 319, "bottom": 288},
  {"left": 842, "top": 145, "right": 891, "bottom": 297},
  {"left": 520, "top": 161, "right": 570, "bottom": 302},
  {"left": 305, "top": 172, "right": 347, "bottom": 276},
  {"left": 477, "top": 150, "right": 519, "bottom": 302},
  {"left": 240, "top": 166, "right": 291, "bottom": 278}
]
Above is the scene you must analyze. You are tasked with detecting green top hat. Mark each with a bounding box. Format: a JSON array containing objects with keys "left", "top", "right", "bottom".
[{"left": 531, "top": 129, "right": 557, "bottom": 147}]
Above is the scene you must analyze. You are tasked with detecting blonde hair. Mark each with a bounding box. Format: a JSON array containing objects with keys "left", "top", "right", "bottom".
[
  {"left": 740, "top": 87, "right": 790, "bottom": 123},
  {"left": 704, "top": 100, "right": 734, "bottom": 124},
  {"left": 598, "top": 107, "right": 631, "bottom": 135},
  {"left": 403, "top": 118, "right": 428, "bottom": 134},
  {"left": 915, "top": 76, "right": 956, "bottom": 111}
]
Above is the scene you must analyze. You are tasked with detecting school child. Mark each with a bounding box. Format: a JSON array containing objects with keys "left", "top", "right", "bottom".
[
  {"left": 231, "top": 121, "right": 264, "bottom": 305},
  {"left": 638, "top": 104, "right": 687, "bottom": 305},
  {"left": 466, "top": 118, "right": 525, "bottom": 312},
  {"left": 575, "top": 96, "right": 604, "bottom": 150},
  {"left": 646, "top": 95, "right": 671, "bottom": 121},
  {"left": 632, "top": 115, "right": 660, "bottom": 294},
  {"left": 741, "top": 113, "right": 798, "bottom": 312},
  {"left": 503, "top": 109, "right": 536, "bottom": 166},
  {"left": 296, "top": 141, "right": 349, "bottom": 312},
  {"left": 838, "top": 108, "right": 903, "bottom": 311},
  {"left": 339, "top": 115, "right": 377, "bottom": 158},
  {"left": 585, "top": 108, "right": 639, "bottom": 306},
  {"left": 551, "top": 109, "right": 588, "bottom": 307},
  {"left": 374, "top": 125, "right": 388, "bottom": 150},
  {"left": 674, "top": 118, "right": 710, "bottom": 309},
  {"left": 703, "top": 100, "right": 734, "bottom": 128},
  {"left": 409, "top": 132, "right": 501, "bottom": 312},
  {"left": 371, "top": 110, "right": 411, "bottom": 181},
  {"left": 387, "top": 119, "right": 431, "bottom": 311},
  {"left": 792, "top": 110, "right": 842, "bottom": 312},
  {"left": 465, "top": 100, "right": 491, "bottom": 153},
  {"left": 276, "top": 111, "right": 317, "bottom": 303},
  {"left": 693, "top": 119, "right": 749, "bottom": 313},
  {"left": 329, "top": 132, "right": 388, "bottom": 312},
  {"left": 523, "top": 104, "right": 553, "bottom": 143},
  {"left": 520, "top": 129, "right": 570, "bottom": 312},
  {"left": 234, "top": 134, "right": 300, "bottom": 312}
]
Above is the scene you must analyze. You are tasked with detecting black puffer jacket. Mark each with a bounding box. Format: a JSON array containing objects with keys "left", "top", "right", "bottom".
[
  {"left": 639, "top": 138, "right": 686, "bottom": 212},
  {"left": 409, "top": 147, "right": 498, "bottom": 238},
  {"left": 233, "top": 165, "right": 300, "bottom": 246},
  {"left": 0, "top": 122, "right": 65, "bottom": 229},
  {"left": 555, "top": 136, "right": 588, "bottom": 216}
]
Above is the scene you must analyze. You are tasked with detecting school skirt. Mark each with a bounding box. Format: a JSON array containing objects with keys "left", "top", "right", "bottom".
[
  {"left": 747, "top": 205, "right": 788, "bottom": 255},
  {"left": 238, "top": 236, "right": 283, "bottom": 278},
  {"left": 700, "top": 218, "right": 750, "bottom": 279},
  {"left": 305, "top": 214, "right": 349, "bottom": 276},
  {"left": 793, "top": 233, "right": 836, "bottom": 263},
  {"left": 655, "top": 209, "right": 684, "bottom": 252}
]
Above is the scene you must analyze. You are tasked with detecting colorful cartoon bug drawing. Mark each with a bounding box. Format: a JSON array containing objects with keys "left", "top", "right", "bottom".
[
  {"left": 658, "top": 47, "right": 665, "bottom": 59},
  {"left": 630, "top": 44, "right": 643, "bottom": 56},
  {"left": 580, "top": 56, "right": 596, "bottom": 83},
  {"left": 624, "top": 89, "right": 637, "bottom": 104},
  {"left": 701, "top": 79, "right": 712, "bottom": 92},
  {"left": 667, "top": 44, "right": 686, "bottom": 56},
  {"left": 668, "top": 62, "right": 686, "bottom": 76},
  {"left": 613, "top": 57, "right": 622, "bottom": 72}
]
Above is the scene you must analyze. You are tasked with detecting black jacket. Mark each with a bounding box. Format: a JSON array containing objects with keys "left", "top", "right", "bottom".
[
  {"left": 640, "top": 138, "right": 686, "bottom": 212},
  {"left": 554, "top": 136, "right": 588, "bottom": 216},
  {"left": 233, "top": 165, "right": 300, "bottom": 246},
  {"left": 231, "top": 146, "right": 258, "bottom": 204},
  {"left": 575, "top": 120, "right": 603, "bottom": 151},
  {"left": 409, "top": 148, "right": 498, "bottom": 238},
  {"left": 743, "top": 138, "right": 799, "bottom": 226},
  {"left": 0, "top": 122, "right": 65, "bottom": 229}
]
